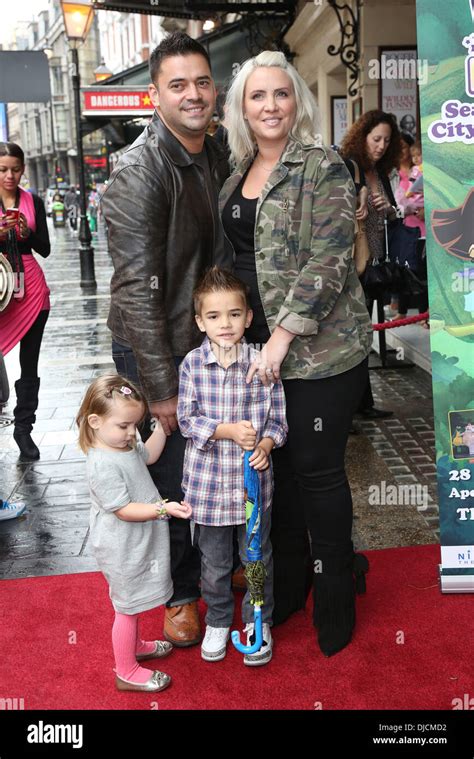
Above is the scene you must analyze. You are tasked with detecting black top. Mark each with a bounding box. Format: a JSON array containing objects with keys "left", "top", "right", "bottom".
[
  {"left": 222, "top": 175, "right": 271, "bottom": 346},
  {"left": 0, "top": 193, "right": 50, "bottom": 258},
  {"left": 192, "top": 145, "right": 219, "bottom": 248}
]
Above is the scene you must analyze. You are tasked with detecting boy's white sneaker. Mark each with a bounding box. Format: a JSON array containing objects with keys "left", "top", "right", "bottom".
[
  {"left": 0, "top": 500, "right": 26, "bottom": 521},
  {"left": 201, "top": 626, "right": 230, "bottom": 662},
  {"left": 243, "top": 622, "right": 273, "bottom": 666}
]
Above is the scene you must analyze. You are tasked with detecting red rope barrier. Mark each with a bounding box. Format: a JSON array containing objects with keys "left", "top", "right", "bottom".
[{"left": 373, "top": 311, "right": 429, "bottom": 331}]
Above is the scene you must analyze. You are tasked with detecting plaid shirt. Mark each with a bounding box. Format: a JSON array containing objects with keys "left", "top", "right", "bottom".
[{"left": 177, "top": 337, "right": 288, "bottom": 526}]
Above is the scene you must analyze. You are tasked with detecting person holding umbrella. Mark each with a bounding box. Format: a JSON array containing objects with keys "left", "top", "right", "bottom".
[{"left": 177, "top": 266, "right": 287, "bottom": 666}]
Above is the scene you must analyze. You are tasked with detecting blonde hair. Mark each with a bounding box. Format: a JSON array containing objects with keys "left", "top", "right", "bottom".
[
  {"left": 225, "top": 50, "right": 321, "bottom": 166},
  {"left": 76, "top": 374, "right": 146, "bottom": 453}
]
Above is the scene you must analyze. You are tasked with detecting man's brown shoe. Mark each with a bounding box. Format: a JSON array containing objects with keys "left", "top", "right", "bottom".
[
  {"left": 164, "top": 602, "right": 201, "bottom": 647},
  {"left": 232, "top": 566, "right": 247, "bottom": 592}
]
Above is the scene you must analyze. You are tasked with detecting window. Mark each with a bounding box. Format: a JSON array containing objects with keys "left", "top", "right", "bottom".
[{"left": 51, "top": 66, "right": 63, "bottom": 97}]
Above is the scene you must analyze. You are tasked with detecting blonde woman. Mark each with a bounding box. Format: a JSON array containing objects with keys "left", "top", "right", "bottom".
[{"left": 220, "top": 51, "right": 372, "bottom": 657}]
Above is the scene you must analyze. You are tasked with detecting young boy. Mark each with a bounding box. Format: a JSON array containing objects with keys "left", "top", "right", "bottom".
[{"left": 177, "top": 267, "right": 288, "bottom": 666}]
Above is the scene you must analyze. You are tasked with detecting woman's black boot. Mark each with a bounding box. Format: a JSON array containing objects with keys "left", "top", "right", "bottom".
[
  {"left": 13, "top": 377, "right": 40, "bottom": 461},
  {"left": 313, "top": 543, "right": 369, "bottom": 657}
]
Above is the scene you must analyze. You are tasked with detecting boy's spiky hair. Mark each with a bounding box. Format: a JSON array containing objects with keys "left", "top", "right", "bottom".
[{"left": 193, "top": 266, "right": 250, "bottom": 315}]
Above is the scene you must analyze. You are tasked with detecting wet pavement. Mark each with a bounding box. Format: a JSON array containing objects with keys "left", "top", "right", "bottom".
[{"left": 0, "top": 220, "right": 439, "bottom": 579}]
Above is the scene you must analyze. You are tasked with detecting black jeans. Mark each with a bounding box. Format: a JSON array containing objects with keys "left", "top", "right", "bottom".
[
  {"left": 111, "top": 340, "right": 201, "bottom": 607},
  {"left": 271, "top": 357, "right": 368, "bottom": 624}
]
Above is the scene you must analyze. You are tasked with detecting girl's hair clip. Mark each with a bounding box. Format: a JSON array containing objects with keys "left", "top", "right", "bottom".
[{"left": 119, "top": 386, "right": 132, "bottom": 396}]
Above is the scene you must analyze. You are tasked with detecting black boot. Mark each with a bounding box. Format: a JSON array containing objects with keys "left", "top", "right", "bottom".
[
  {"left": 312, "top": 543, "right": 369, "bottom": 657},
  {"left": 13, "top": 377, "right": 40, "bottom": 461}
]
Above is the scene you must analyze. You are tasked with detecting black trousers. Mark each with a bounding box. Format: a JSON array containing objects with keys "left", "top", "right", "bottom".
[
  {"left": 112, "top": 340, "right": 201, "bottom": 607},
  {"left": 271, "top": 357, "right": 368, "bottom": 623},
  {"left": 19, "top": 309, "right": 49, "bottom": 379}
]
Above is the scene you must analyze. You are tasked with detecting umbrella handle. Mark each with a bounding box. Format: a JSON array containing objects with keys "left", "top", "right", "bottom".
[{"left": 231, "top": 606, "right": 263, "bottom": 654}]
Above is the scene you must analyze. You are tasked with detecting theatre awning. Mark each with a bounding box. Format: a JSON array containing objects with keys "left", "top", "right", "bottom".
[{"left": 91, "top": 0, "right": 296, "bottom": 18}]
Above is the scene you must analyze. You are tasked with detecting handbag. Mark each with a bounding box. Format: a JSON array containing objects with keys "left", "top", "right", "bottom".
[
  {"left": 0, "top": 252, "right": 14, "bottom": 312},
  {"left": 387, "top": 222, "right": 422, "bottom": 271},
  {"left": 361, "top": 219, "right": 403, "bottom": 299},
  {"left": 361, "top": 256, "right": 401, "bottom": 299},
  {"left": 350, "top": 160, "right": 371, "bottom": 275},
  {"left": 387, "top": 221, "right": 426, "bottom": 296}
]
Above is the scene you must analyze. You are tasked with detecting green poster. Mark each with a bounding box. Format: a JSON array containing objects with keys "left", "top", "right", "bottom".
[{"left": 416, "top": 0, "right": 474, "bottom": 590}]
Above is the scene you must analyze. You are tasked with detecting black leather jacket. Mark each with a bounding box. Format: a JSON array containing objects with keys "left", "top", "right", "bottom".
[{"left": 101, "top": 112, "right": 231, "bottom": 402}]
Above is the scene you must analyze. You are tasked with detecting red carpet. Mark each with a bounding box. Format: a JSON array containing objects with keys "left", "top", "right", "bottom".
[{"left": 1, "top": 543, "right": 472, "bottom": 710}]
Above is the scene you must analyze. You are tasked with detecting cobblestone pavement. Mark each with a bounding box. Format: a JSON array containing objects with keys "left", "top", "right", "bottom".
[{"left": 0, "top": 221, "right": 438, "bottom": 579}]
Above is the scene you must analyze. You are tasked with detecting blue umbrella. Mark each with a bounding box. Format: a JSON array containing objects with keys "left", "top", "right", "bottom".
[{"left": 231, "top": 450, "right": 265, "bottom": 654}]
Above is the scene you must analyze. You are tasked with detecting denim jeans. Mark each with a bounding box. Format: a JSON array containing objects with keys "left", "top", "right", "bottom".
[
  {"left": 195, "top": 506, "right": 273, "bottom": 628},
  {"left": 111, "top": 339, "right": 201, "bottom": 607}
]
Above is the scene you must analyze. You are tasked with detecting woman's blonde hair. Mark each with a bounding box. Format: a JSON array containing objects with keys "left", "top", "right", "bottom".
[
  {"left": 76, "top": 374, "right": 146, "bottom": 453},
  {"left": 225, "top": 50, "right": 321, "bottom": 165}
]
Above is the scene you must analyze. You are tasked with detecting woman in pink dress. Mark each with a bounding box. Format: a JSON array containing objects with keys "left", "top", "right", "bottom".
[{"left": 0, "top": 142, "right": 51, "bottom": 460}]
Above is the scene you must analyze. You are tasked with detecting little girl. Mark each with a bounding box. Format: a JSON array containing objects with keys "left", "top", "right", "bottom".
[{"left": 76, "top": 374, "right": 192, "bottom": 693}]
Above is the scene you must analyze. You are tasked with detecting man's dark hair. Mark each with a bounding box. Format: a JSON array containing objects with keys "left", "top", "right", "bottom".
[
  {"left": 215, "top": 79, "right": 231, "bottom": 121},
  {"left": 149, "top": 32, "right": 211, "bottom": 83},
  {"left": 193, "top": 266, "right": 250, "bottom": 315}
]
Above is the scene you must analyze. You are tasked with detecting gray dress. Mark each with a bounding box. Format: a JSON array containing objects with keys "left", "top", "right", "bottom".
[{"left": 86, "top": 441, "right": 173, "bottom": 614}]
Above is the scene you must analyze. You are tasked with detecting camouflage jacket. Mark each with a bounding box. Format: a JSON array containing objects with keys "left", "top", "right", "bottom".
[{"left": 218, "top": 139, "right": 373, "bottom": 380}]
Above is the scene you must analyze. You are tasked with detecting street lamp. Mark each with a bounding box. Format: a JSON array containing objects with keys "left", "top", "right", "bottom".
[
  {"left": 60, "top": 0, "right": 96, "bottom": 289},
  {"left": 94, "top": 60, "right": 113, "bottom": 82}
]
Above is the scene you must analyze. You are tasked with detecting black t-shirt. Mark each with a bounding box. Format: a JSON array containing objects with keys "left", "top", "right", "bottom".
[
  {"left": 191, "top": 146, "right": 212, "bottom": 189},
  {"left": 222, "top": 175, "right": 271, "bottom": 346}
]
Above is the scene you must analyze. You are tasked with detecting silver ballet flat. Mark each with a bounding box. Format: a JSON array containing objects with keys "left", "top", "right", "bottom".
[
  {"left": 115, "top": 670, "right": 171, "bottom": 692},
  {"left": 136, "top": 640, "right": 173, "bottom": 661}
]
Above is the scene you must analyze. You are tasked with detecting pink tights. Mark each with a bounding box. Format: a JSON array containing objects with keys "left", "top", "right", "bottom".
[{"left": 112, "top": 611, "right": 157, "bottom": 683}]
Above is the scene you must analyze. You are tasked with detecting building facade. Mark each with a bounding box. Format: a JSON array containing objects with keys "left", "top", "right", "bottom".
[
  {"left": 6, "top": 0, "right": 104, "bottom": 194},
  {"left": 96, "top": 8, "right": 169, "bottom": 73},
  {"left": 286, "top": 0, "right": 418, "bottom": 145}
]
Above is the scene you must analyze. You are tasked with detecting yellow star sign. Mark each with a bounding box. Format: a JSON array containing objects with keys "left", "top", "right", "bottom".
[{"left": 142, "top": 94, "right": 152, "bottom": 106}]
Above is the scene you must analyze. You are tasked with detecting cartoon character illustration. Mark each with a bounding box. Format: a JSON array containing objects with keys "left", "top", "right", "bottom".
[
  {"left": 462, "top": 423, "right": 474, "bottom": 455},
  {"left": 453, "top": 426, "right": 464, "bottom": 446},
  {"left": 430, "top": 187, "right": 474, "bottom": 339},
  {"left": 431, "top": 187, "right": 474, "bottom": 263}
]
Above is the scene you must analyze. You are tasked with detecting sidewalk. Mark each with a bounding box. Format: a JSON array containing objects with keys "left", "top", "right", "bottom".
[
  {"left": 0, "top": 221, "right": 115, "bottom": 577},
  {"left": 0, "top": 220, "right": 439, "bottom": 580}
]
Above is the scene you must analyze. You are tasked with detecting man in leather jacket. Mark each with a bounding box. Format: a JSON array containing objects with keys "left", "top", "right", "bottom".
[{"left": 101, "top": 32, "right": 231, "bottom": 647}]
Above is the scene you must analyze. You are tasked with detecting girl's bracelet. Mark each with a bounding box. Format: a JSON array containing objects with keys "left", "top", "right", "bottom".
[{"left": 154, "top": 499, "right": 170, "bottom": 520}]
